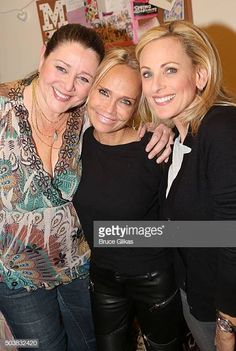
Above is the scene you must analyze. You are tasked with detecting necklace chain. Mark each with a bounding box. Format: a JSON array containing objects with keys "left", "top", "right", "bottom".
[
  {"left": 31, "top": 78, "right": 68, "bottom": 148},
  {"left": 31, "top": 114, "right": 60, "bottom": 149}
]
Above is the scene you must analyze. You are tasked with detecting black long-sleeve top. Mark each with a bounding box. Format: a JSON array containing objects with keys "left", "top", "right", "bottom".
[
  {"left": 161, "top": 105, "right": 236, "bottom": 320},
  {"left": 73, "top": 127, "right": 173, "bottom": 275}
]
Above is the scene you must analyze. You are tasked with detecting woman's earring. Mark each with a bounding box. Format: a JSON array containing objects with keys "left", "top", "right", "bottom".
[{"left": 132, "top": 119, "right": 136, "bottom": 130}]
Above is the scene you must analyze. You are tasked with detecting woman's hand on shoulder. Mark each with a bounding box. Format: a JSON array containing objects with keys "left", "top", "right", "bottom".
[{"left": 138, "top": 122, "right": 174, "bottom": 163}]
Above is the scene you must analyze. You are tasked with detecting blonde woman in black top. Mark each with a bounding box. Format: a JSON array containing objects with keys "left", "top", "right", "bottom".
[
  {"left": 136, "top": 20, "right": 236, "bottom": 351},
  {"left": 73, "top": 48, "right": 183, "bottom": 351}
]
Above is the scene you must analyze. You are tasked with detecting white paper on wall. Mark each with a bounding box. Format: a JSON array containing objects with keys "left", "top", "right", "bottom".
[
  {"left": 149, "top": 0, "right": 176, "bottom": 11},
  {"left": 96, "top": 0, "right": 129, "bottom": 14},
  {"left": 65, "top": 0, "right": 84, "bottom": 12}
]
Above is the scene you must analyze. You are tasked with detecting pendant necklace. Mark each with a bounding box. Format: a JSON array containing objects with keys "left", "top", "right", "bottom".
[
  {"left": 31, "top": 78, "right": 68, "bottom": 148},
  {"left": 31, "top": 78, "right": 68, "bottom": 146}
]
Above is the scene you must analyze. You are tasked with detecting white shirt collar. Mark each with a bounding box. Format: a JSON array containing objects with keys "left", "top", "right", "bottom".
[{"left": 166, "top": 135, "right": 192, "bottom": 197}]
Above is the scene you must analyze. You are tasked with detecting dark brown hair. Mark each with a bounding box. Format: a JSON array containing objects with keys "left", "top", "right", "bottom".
[{"left": 45, "top": 23, "right": 105, "bottom": 63}]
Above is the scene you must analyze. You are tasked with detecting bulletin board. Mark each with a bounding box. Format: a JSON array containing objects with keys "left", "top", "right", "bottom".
[{"left": 36, "top": 0, "right": 193, "bottom": 46}]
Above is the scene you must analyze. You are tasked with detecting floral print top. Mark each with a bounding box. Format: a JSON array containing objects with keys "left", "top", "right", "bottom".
[{"left": 0, "top": 79, "right": 90, "bottom": 291}]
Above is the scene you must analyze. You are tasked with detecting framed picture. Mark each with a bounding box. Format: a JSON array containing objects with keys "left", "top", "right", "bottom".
[
  {"left": 155, "top": 0, "right": 193, "bottom": 23},
  {"left": 163, "top": 0, "right": 193, "bottom": 22},
  {"left": 132, "top": 0, "right": 192, "bottom": 43}
]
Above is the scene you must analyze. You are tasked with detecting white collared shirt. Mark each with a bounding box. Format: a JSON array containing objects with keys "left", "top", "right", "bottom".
[{"left": 166, "top": 135, "right": 192, "bottom": 197}]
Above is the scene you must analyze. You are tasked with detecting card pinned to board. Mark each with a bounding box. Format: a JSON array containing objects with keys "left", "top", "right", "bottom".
[{"left": 149, "top": 0, "right": 176, "bottom": 12}]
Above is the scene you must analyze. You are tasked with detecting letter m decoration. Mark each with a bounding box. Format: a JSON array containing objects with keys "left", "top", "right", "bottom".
[{"left": 36, "top": 0, "right": 68, "bottom": 43}]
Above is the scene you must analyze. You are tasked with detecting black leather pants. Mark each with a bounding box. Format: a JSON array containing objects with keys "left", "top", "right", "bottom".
[{"left": 90, "top": 263, "right": 183, "bottom": 351}]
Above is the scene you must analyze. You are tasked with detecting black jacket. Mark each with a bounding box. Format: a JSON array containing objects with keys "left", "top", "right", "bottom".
[{"left": 162, "top": 105, "right": 236, "bottom": 321}]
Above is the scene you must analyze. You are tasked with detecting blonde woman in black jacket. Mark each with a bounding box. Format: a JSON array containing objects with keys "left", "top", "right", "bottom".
[{"left": 136, "top": 20, "right": 236, "bottom": 351}]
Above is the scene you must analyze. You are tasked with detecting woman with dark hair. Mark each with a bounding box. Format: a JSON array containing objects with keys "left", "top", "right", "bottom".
[
  {"left": 0, "top": 24, "right": 172, "bottom": 351},
  {"left": 0, "top": 23, "right": 104, "bottom": 351}
]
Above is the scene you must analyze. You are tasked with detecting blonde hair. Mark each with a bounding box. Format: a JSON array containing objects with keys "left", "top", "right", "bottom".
[
  {"left": 136, "top": 20, "right": 236, "bottom": 133},
  {"left": 88, "top": 47, "right": 150, "bottom": 128}
]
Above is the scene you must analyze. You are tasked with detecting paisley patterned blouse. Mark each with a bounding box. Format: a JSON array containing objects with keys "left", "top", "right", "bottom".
[{"left": 0, "top": 79, "right": 90, "bottom": 291}]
